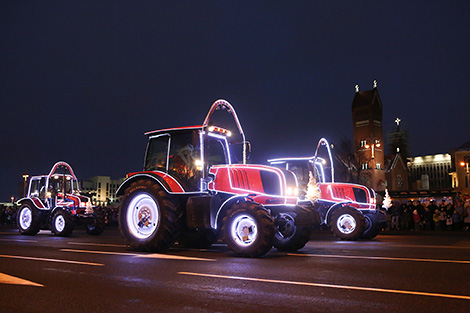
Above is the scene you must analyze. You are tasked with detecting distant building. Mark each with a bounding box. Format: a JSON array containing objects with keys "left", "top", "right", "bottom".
[
  {"left": 384, "top": 151, "right": 409, "bottom": 191},
  {"left": 408, "top": 154, "right": 452, "bottom": 190},
  {"left": 450, "top": 141, "right": 470, "bottom": 196},
  {"left": 351, "top": 81, "right": 386, "bottom": 192},
  {"left": 80, "top": 176, "right": 125, "bottom": 206}
]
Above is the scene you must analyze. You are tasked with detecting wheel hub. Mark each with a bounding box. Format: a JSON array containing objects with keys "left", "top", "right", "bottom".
[
  {"left": 19, "top": 208, "right": 32, "bottom": 229},
  {"left": 55, "top": 214, "right": 65, "bottom": 232},
  {"left": 127, "top": 193, "right": 159, "bottom": 239},
  {"left": 336, "top": 214, "right": 356, "bottom": 234},
  {"left": 276, "top": 213, "right": 296, "bottom": 239},
  {"left": 231, "top": 214, "right": 258, "bottom": 247}
]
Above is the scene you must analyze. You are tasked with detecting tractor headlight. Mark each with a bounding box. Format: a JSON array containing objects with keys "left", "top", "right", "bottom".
[{"left": 287, "top": 186, "right": 299, "bottom": 197}]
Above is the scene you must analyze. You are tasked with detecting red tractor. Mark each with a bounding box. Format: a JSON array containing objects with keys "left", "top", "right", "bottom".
[
  {"left": 116, "top": 100, "right": 317, "bottom": 257},
  {"left": 269, "top": 138, "right": 387, "bottom": 240},
  {"left": 16, "top": 161, "right": 104, "bottom": 236}
]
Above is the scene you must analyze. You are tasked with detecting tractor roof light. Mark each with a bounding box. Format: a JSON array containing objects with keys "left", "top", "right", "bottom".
[{"left": 208, "top": 125, "right": 232, "bottom": 136}]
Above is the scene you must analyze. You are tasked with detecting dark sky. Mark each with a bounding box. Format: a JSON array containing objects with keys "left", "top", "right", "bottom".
[{"left": 1, "top": 1, "right": 469, "bottom": 201}]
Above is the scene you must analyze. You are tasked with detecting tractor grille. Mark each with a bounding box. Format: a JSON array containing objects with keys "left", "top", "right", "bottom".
[
  {"left": 230, "top": 169, "right": 250, "bottom": 190},
  {"left": 332, "top": 186, "right": 346, "bottom": 199}
]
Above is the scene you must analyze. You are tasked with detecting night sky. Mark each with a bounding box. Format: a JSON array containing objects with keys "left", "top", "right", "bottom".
[{"left": 1, "top": 1, "right": 469, "bottom": 201}]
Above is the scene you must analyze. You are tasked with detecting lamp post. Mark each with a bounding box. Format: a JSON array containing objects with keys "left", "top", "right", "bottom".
[
  {"left": 22, "top": 174, "right": 29, "bottom": 197},
  {"left": 460, "top": 156, "right": 470, "bottom": 188},
  {"left": 364, "top": 139, "right": 381, "bottom": 159}
]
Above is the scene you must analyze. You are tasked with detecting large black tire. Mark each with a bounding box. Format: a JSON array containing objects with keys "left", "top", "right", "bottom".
[
  {"left": 17, "top": 203, "right": 41, "bottom": 235},
  {"left": 330, "top": 206, "right": 365, "bottom": 240},
  {"left": 222, "top": 201, "right": 274, "bottom": 257},
  {"left": 360, "top": 213, "right": 382, "bottom": 239},
  {"left": 273, "top": 212, "right": 311, "bottom": 252},
  {"left": 119, "top": 180, "right": 181, "bottom": 252},
  {"left": 177, "top": 228, "right": 217, "bottom": 249},
  {"left": 86, "top": 215, "right": 105, "bottom": 236},
  {"left": 50, "top": 208, "right": 74, "bottom": 237}
]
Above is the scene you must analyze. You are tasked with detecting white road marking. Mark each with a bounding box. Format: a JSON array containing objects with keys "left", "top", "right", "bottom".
[
  {"left": 329, "top": 242, "right": 470, "bottom": 250},
  {"left": 61, "top": 249, "right": 216, "bottom": 261},
  {"left": 178, "top": 271, "right": 470, "bottom": 300},
  {"left": 0, "top": 272, "right": 43, "bottom": 287},
  {"left": 67, "top": 242, "right": 127, "bottom": 248},
  {"left": 0, "top": 254, "right": 103, "bottom": 266},
  {"left": 288, "top": 253, "right": 470, "bottom": 264}
]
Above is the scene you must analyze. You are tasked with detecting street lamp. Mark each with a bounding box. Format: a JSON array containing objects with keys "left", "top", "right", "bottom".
[
  {"left": 460, "top": 157, "right": 470, "bottom": 188},
  {"left": 23, "top": 174, "right": 29, "bottom": 197},
  {"left": 364, "top": 140, "right": 381, "bottom": 159}
]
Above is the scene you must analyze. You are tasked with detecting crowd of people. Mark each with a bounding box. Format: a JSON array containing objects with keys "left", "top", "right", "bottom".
[
  {"left": 387, "top": 198, "right": 470, "bottom": 232},
  {"left": 0, "top": 205, "right": 17, "bottom": 225}
]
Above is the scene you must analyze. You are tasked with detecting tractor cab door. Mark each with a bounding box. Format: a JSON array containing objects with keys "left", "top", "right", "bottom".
[
  {"left": 29, "top": 177, "right": 48, "bottom": 208},
  {"left": 145, "top": 130, "right": 203, "bottom": 192},
  {"left": 204, "top": 132, "right": 231, "bottom": 169}
]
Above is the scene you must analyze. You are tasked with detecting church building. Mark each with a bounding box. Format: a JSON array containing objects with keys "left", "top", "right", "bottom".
[{"left": 351, "top": 81, "right": 386, "bottom": 192}]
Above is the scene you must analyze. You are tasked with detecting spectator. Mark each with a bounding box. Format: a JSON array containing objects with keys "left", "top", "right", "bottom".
[
  {"left": 412, "top": 200, "right": 424, "bottom": 230},
  {"left": 438, "top": 201, "right": 447, "bottom": 231},
  {"left": 453, "top": 200, "right": 464, "bottom": 231},
  {"left": 464, "top": 201, "right": 470, "bottom": 231},
  {"left": 413, "top": 209, "right": 421, "bottom": 231},
  {"left": 428, "top": 200, "right": 439, "bottom": 230},
  {"left": 423, "top": 204, "right": 433, "bottom": 231},
  {"left": 389, "top": 202, "right": 401, "bottom": 230}
]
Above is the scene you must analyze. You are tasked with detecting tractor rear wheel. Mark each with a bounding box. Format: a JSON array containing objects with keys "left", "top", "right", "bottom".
[
  {"left": 17, "top": 203, "right": 41, "bottom": 235},
  {"left": 119, "top": 180, "right": 181, "bottom": 252},
  {"left": 222, "top": 201, "right": 274, "bottom": 257}
]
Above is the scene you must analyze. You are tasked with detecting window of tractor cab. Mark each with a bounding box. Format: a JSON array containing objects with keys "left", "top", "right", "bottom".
[
  {"left": 205, "top": 132, "right": 230, "bottom": 168},
  {"left": 49, "top": 176, "right": 74, "bottom": 194},
  {"left": 29, "top": 178, "right": 42, "bottom": 197},
  {"left": 167, "top": 130, "right": 202, "bottom": 191},
  {"left": 144, "top": 134, "right": 170, "bottom": 172}
]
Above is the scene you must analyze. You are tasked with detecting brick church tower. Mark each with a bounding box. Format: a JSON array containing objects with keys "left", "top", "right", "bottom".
[{"left": 351, "top": 80, "right": 386, "bottom": 192}]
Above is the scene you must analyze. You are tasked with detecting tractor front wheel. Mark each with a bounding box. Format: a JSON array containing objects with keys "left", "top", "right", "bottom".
[
  {"left": 360, "top": 213, "right": 382, "bottom": 239},
  {"left": 273, "top": 212, "right": 311, "bottom": 252},
  {"left": 86, "top": 216, "right": 105, "bottom": 236},
  {"left": 330, "top": 206, "right": 365, "bottom": 240},
  {"left": 222, "top": 202, "right": 274, "bottom": 257},
  {"left": 51, "top": 209, "right": 74, "bottom": 237}
]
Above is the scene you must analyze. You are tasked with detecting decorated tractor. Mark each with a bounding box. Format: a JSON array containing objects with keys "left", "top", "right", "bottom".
[
  {"left": 268, "top": 138, "right": 387, "bottom": 240},
  {"left": 116, "top": 99, "right": 317, "bottom": 257},
  {"left": 16, "top": 161, "right": 104, "bottom": 236}
]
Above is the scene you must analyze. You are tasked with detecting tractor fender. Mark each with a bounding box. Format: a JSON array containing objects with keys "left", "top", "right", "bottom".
[
  {"left": 324, "top": 201, "right": 364, "bottom": 225},
  {"left": 16, "top": 198, "right": 47, "bottom": 210},
  {"left": 116, "top": 173, "right": 171, "bottom": 197},
  {"left": 213, "top": 195, "right": 268, "bottom": 230}
]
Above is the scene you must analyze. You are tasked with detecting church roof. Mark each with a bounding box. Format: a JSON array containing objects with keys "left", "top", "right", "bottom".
[
  {"left": 351, "top": 88, "right": 382, "bottom": 109},
  {"left": 384, "top": 152, "right": 407, "bottom": 173}
]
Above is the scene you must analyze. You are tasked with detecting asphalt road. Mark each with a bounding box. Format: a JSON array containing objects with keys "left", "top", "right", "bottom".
[{"left": 1, "top": 225, "right": 470, "bottom": 313}]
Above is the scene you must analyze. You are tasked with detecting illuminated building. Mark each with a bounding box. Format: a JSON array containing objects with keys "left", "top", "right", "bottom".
[
  {"left": 450, "top": 141, "right": 470, "bottom": 196},
  {"left": 408, "top": 154, "right": 452, "bottom": 190},
  {"left": 80, "top": 176, "right": 125, "bottom": 206},
  {"left": 351, "top": 80, "right": 386, "bottom": 192}
]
